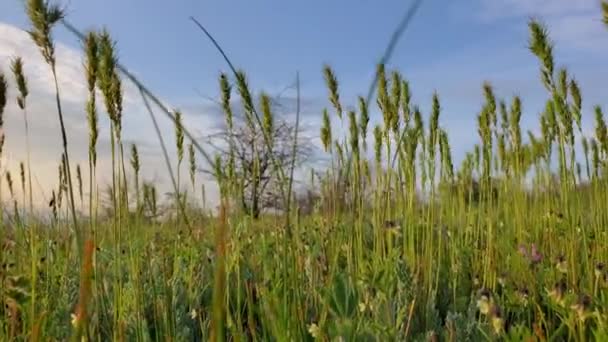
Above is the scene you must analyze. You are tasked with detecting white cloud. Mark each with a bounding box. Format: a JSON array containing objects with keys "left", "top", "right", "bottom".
[
  {"left": 477, "top": 0, "right": 608, "bottom": 52},
  {"left": 479, "top": 0, "right": 598, "bottom": 19},
  {"left": 0, "top": 22, "right": 219, "bottom": 213}
]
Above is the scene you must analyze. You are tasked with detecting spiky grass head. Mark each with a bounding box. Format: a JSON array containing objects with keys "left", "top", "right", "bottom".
[
  {"left": 373, "top": 125, "right": 383, "bottom": 165},
  {"left": 320, "top": 109, "right": 332, "bottom": 152},
  {"left": 235, "top": 70, "right": 255, "bottom": 128},
  {"left": 528, "top": 19, "right": 554, "bottom": 89},
  {"left": 358, "top": 96, "right": 369, "bottom": 149},
  {"left": 0, "top": 73, "right": 7, "bottom": 126},
  {"left": 219, "top": 73, "right": 233, "bottom": 130},
  {"left": 84, "top": 31, "right": 98, "bottom": 92},
  {"left": 260, "top": 93, "right": 273, "bottom": 141},
  {"left": 130, "top": 144, "right": 140, "bottom": 174},
  {"left": 26, "top": 0, "right": 64, "bottom": 65},
  {"left": 10, "top": 57, "right": 28, "bottom": 110},
  {"left": 174, "top": 110, "right": 184, "bottom": 163},
  {"left": 323, "top": 65, "right": 341, "bottom": 119},
  {"left": 6, "top": 171, "right": 14, "bottom": 198},
  {"left": 188, "top": 143, "right": 196, "bottom": 187},
  {"left": 98, "top": 30, "right": 123, "bottom": 136},
  {"left": 348, "top": 110, "right": 359, "bottom": 155}
]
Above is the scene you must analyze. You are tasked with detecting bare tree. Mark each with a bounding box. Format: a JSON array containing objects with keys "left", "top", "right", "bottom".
[{"left": 203, "top": 85, "right": 314, "bottom": 218}]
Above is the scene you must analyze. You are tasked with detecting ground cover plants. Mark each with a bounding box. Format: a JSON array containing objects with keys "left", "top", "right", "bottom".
[{"left": 1, "top": 1, "right": 608, "bottom": 341}]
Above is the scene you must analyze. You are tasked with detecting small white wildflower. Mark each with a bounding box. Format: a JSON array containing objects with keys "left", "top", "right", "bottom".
[
  {"left": 71, "top": 313, "right": 79, "bottom": 327},
  {"left": 308, "top": 323, "right": 321, "bottom": 338},
  {"left": 189, "top": 308, "right": 197, "bottom": 320}
]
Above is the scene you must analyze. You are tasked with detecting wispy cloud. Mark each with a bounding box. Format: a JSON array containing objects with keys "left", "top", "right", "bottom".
[
  {"left": 476, "top": 0, "right": 608, "bottom": 52},
  {"left": 478, "top": 0, "right": 597, "bottom": 19}
]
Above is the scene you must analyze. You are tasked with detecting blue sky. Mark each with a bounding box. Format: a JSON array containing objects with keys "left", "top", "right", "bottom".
[{"left": 1, "top": 0, "right": 607, "bottom": 207}]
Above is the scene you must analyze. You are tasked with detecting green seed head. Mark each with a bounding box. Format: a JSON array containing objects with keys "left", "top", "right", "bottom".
[
  {"left": 0, "top": 73, "right": 7, "bottom": 127},
  {"left": 174, "top": 110, "right": 184, "bottom": 163},
  {"left": 6, "top": 171, "right": 14, "bottom": 197},
  {"left": 401, "top": 79, "right": 411, "bottom": 126},
  {"left": 235, "top": 70, "right": 255, "bottom": 129},
  {"left": 594, "top": 106, "right": 607, "bottom": 155},
  {"left": 130, "top": 144, "right": 140, "bottom": 174},
  {"left": 569, "top": 79, "right": 582, "bottom": 131},
  {"left": 260, "top": 93, "right": 273, "bottom": 140},
  {"left": 188, "top": 143, "right": 196, "bottom": 187},
  {"left": 320, "top": 109, "right": 332, "bottom": 152},
  {"left": 323, "top": 65, "right": 342, "bottom": 119},
  {"left": 528, "top": 19, "right": 555, "bottom": 89},
  {"left": 348, "top": 110, "right": 359, "bottom": 156},
  {"left": 84, "top": 31, "right": 99, "bottom": 92},
  {"left": 10, "top": 57, "right": 28, "bottom": 110},
  {"left": 19, "top": 162, "right": 26, "bottom": 194},
  {"left": 219, "top": 73, "right": 233, "bottom": 130},
  {"left": 26, "top": 0, "right": 64, "bottom": 65},
  {"left": 373, "top": 125, "right": 383, "bottom": 165},
  {"left": 358, "top": 96, "right": 369, "bottom": 149}
]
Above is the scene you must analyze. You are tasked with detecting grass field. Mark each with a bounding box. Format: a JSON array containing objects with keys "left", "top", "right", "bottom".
[{"left": 1, "top": 1, "right": 608, "bottom": 341}]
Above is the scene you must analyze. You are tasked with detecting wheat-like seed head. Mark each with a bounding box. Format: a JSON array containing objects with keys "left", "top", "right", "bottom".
[
  {"left": 219, "top": 73, "right": 233, "bottom": 130},
  {"left": 320, "top": 109, "right": 332, "bottom": 152},
  {"left": 50, "top": 190, "right": 57, "bottom": 219},
  {"left": 130, "top": 144, "right": 140, "bottom": 175},
  {"left": 10, "top": 58, "right": 28, "bottom": 110},
  {"left": 590, "top": 138, "right": 600, "bottom": 177},
  {"left": 188, "top": 143, "right": 196, "bottom": 187},
  {"left": 358, "top": 96, "right": 369, "bottom": 150},
  {"left": 87, "top": 99, "right": 98, "bottom": 166},
  {"left": 602, "top": 2, "right": 608, "bottom": 28},
  {"left": 0, "top": 73, "right": 7, "bottom": 127},
  {"left": 260, "top": 93, "right": 273, "bottom": 142},
  {"left": 19, "top": 162, "right": 26, "bottom": 194},
  {"left": 26, "top": 0, "right": 64, "bottom": 65},
  {"left": 401, "top": 80, "right": 411, "bottom": 126},
  {"left": 98, "top": 29, "right": 123, "bottom": 136},
  {"left": 84, "top": 32, "right": 99, "bottom": 167},
  {"left": 174, "top": 110, "right": 184, "bottom": 163},
  {"left": 528, "top": 19, "right": 555, "bottom": 89},
  {"left": 373, "top": 125, "right": 383, "bottom": 165},
  {"left": 428, "top": 92, "right": 441, "bottom": 158},
  {"left": 439, "top": 129, "right": 454, "bottom": 180},
  {"left": 509, "top": 96, "right": 522, "bottom": 158},
  {"left": 499, "top": 100, "right": 509, "bottom": 137},
  {"left": 6, "top": 171, "right": 14, "bottom": 197},
  {"left": 348, "top": 110, "right": 359, "bottom": 156},
  {"left": 84, "top": 32, "right": 98, "bottom": 92},
  {"left": 322, "top": 65, "right": 342, "bottom": 119},
  {"left": 569, "top": 79, "right": 582, "bottom": 131},
  {"left": 594, "top": 106, "right": 608, "bottom": 155},
  {"left": 235, "top": 70, "right": 255, "bottom": 129}
]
